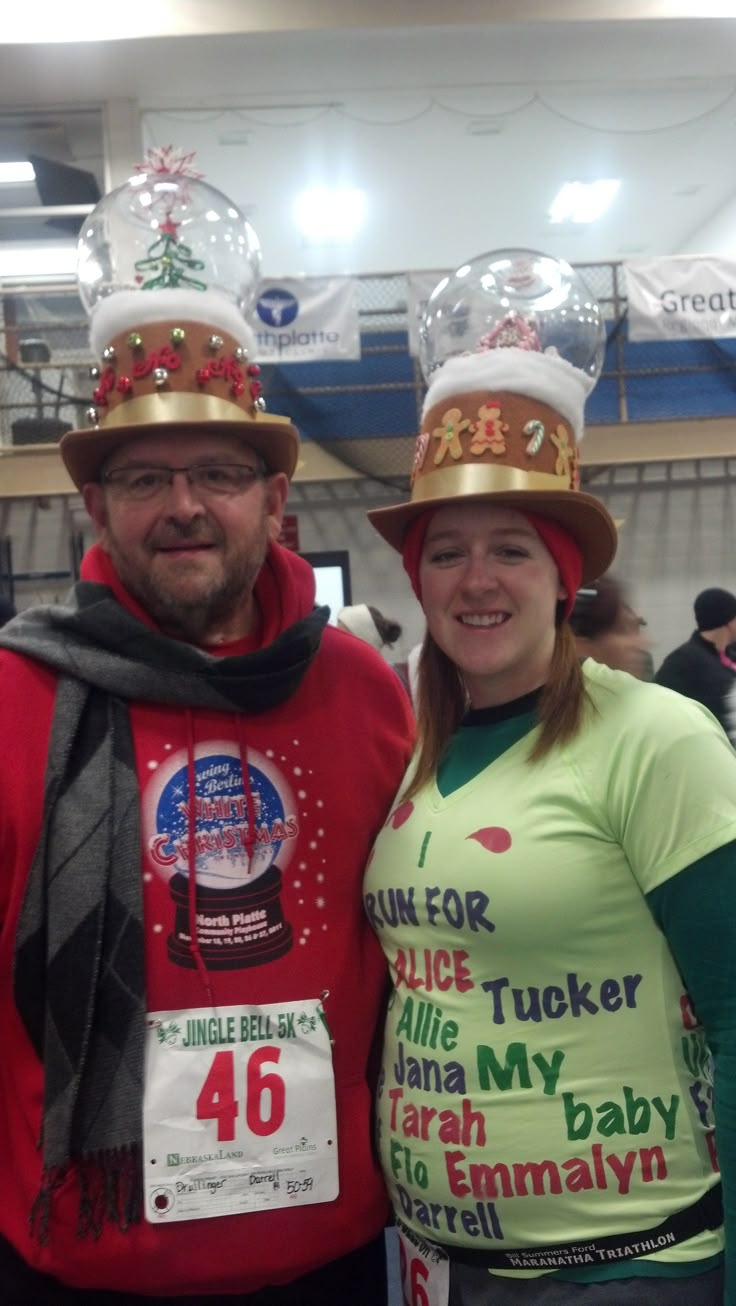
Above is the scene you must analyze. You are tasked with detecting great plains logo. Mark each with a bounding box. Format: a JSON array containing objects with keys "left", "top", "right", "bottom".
[
  {"left": 256, "top": 288, "right": 299, "bottom": 327},
  {"left": 273, "top": 1137, "right": 317, "bottom": 1155}
]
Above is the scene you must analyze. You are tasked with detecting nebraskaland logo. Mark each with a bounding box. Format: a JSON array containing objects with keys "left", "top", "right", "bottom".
[{"left": 257, "top": 288, "right": 299, "bottom": 328}]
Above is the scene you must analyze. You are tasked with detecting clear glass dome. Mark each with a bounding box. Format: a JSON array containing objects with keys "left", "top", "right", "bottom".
[
  {"left": 76, "top": 171, "right": 262, "bottom": 316},
  {"left": 419, "top": 248, "right": 605, "bottom": 383}
]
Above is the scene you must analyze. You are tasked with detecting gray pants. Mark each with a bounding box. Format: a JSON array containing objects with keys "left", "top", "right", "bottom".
[{"left": 448, "top": 1264, "right": 724, "bottom": 1305}]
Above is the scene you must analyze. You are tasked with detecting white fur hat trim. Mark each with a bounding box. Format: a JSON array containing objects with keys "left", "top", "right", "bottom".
[
  {"left": 422, "top": 348, "right": 594, "bottom": 442},
  {"left": 90, "top": 289, "right": 256, "bottom": 358}
]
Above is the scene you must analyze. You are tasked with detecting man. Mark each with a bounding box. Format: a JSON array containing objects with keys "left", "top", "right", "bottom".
[
  {"left": 654, "top": 586, "right": 736, "bottom": 731},
  {"left": 0, "top": 292, "right": 413, "bottom": 1303}
]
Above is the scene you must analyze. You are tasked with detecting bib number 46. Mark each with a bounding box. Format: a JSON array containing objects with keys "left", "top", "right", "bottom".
[
  {"left": 397, "top": 1230, "right": 449, "bottom": 1306},
  {"left": 196, "top": 1048, "right": 285, "bottom": 1141},
  {"left": 399, "top": 1237, "right": 430, "bottom": 1306}
]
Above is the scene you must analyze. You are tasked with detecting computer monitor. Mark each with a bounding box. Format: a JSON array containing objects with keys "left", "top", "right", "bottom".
[{"left": 299, "top": 551, "right": 352, "bottom": 623}]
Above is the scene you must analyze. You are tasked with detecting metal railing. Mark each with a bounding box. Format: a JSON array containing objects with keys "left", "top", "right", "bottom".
[{"left": 2, "top": 264, "right": 736, "bottom": 485}]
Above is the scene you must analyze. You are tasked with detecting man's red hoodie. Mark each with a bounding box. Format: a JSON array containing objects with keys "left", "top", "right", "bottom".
[{"left": 0, "top": 542, "right": 414, "bottom": 1296}]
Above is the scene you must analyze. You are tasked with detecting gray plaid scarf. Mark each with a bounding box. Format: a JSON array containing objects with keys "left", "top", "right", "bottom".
[{"left": 1, "top": 581, "right": 328, "bottom": 1239}]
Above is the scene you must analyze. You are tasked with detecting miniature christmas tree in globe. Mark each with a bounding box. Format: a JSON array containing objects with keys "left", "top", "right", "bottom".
[
  {"left": 68, "top": 147, "right": 295, "bottom": 443},
  {"left": 77, "top": 146, "right": 261, "bottom": 319},
  {"left": 133, "top": 228, "right": 206, "bottom": 293}
]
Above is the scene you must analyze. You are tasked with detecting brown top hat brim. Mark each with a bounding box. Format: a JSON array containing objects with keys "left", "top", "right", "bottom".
[
  {"left": 368, "top": 489, "right": 617, "bottom": 586},
  {"left": 60, "top": 407, "right": 299, "bottom": 491}
]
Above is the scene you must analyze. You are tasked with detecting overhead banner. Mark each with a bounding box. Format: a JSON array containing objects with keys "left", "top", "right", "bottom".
[
  {"left": 253, "top": 277, "right": 360, "bottom": 362},
  {"left": 624, "top": 256, "right": 736, "bottom": 342},
  {"left": 407, "top": 270, "right": 450, "bottom": 356}
]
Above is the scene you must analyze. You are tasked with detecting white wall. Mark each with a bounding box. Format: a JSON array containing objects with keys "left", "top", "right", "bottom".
[
  {"left": 141, "top": 75, "right": 736, "bottom": 277},
  {"left": 591, "top": 461, "right": 736, "bottom": 663},
  {"left": 4, "top": 460, "right": 736, "bottom": 669},
  {"left": 678, "top": 195, "right": 736, "bottom": 258}
]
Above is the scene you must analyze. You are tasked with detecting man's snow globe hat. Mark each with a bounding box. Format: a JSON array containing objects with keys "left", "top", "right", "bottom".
[{"left": 61, "top": 147, "right": 299, "bottom": 490}]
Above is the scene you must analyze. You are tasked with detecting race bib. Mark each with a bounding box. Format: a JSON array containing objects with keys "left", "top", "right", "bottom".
[
  {"left": 143, "top": 998, "right": 338, "bottom": 1222},
  {"left": 398, "top": 1223, "right": 450, "bottom": 1306}
]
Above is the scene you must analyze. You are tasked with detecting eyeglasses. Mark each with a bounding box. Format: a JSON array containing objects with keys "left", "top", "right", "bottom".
[{"left": 102, "top": 463, "right": 265, "bottom": 502}]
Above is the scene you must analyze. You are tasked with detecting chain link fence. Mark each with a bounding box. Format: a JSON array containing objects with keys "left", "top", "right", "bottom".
[
  {"left": 0, "top": 287, "right": 92, "bottom": 447},
  {"left": 3, "top": 264, "right": 736, "bottom": 487}
]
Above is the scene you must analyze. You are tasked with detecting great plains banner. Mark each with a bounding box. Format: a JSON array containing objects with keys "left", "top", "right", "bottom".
[
  {"left": 624, "top": 256, "right": 736, "bottom": 342},
  {"left": 253, "top": 277, "right": 361, "bottom": 362}
]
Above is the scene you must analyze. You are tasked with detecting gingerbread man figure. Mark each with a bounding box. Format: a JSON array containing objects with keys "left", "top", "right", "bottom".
[
  {"left": 470, "top": 402, "right": 508, "bottom": 457},
  {"left": 432, "top": 408, "right": 470, "bottom": 464}
]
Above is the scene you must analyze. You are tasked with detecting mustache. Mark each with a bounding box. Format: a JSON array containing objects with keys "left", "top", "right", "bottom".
[{"left": 149, "top": 522, "right": 222, "bottom": 549}]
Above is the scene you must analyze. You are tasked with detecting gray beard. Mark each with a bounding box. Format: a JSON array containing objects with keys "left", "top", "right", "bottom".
[
  {"left": 125, "top": 563, "right": 263, "bottom": 644},
  {"left": 107, "top": 533, "right": 269, "bottom": 645}
]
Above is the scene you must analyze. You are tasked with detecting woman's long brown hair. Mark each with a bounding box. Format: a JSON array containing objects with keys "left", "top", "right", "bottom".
[{"left": 405, "top": 618, "right": 586, "bottom": 799}]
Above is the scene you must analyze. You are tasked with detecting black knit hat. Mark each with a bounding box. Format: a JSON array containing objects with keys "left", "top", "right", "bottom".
[{"left": 694, "top": 587, "right": 736, "bottom": 631}]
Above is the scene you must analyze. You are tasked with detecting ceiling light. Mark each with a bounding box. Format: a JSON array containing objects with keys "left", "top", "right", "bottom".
[
  {"left": 293, "top": 187, "right": 366, "bottom": 244},
  {"left": 548, "top": 180, "right": 620, "bottom": 225},
  {"left": 0, "top": 161, "right": 36, "bottom": 185}
]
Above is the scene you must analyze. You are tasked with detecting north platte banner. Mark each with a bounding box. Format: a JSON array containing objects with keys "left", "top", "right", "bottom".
[
  {"left": 253, "top": 277, "right": 360, "bottom": 362},
  {"left": 624, "top": 255, "right": 736, "bottom": 342}
]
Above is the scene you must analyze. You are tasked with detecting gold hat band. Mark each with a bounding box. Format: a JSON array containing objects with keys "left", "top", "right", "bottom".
[
  {"left": 97, "top": 391, "right": 295, "bottom": 431},
  {"left": 411, "top": 462, "right": 569, "bottom": 502}
]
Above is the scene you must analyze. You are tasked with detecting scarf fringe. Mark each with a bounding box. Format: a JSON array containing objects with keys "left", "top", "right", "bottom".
[{"left": 31, "top": 1147, "right": 143, "bottom": 1244}]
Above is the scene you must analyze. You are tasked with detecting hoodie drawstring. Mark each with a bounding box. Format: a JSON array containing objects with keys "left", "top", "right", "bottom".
[
  {"left": 184, "top": 711, "right": 258, "bottom": 1007},
  {"left": 236, "top": 715, "right": 257, "bottom": 870},
  {"left": 185, "top": 709, "right": 215, "bottom": 1006}
]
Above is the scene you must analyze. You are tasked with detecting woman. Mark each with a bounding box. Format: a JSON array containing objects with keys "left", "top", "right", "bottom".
[
  {"left": 569, "top": 575, "right": 651, "bottom": 679},
  {"left": 364, "top": 269, "right": 735, "bottom": 1306}
]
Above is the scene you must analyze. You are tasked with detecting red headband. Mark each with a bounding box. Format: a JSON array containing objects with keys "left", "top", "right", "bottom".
[{"left": 402, "top": 509, "right": 582, "bottom": 618}]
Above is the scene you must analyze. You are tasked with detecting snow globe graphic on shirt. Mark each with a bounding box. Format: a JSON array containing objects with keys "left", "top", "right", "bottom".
[
  {"left": 146, "top": 743, "right": 298, "bottom": 969},
  {"left": 76, "top": 149, "right": 298, "bottom": 967}
]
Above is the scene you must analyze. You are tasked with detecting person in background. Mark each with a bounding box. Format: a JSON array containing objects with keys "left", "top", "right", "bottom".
[
  {"left": 0, "top": 169, "right": 413, "bottom": 1305},
  {"left": 337, "top": 602, "right": 403, "bottom": 656},
  {"left": 568, "top": 573, "right": 650, "bottom": 679},
  {"left": 654, "top": 586, "right": 736, "bottom": 733},
  {"left": 364, "top": 259, "right": 734, "bottom": 1306},
  {"left": 0, "top": 594, "right": 16, "bottom": 627}
]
